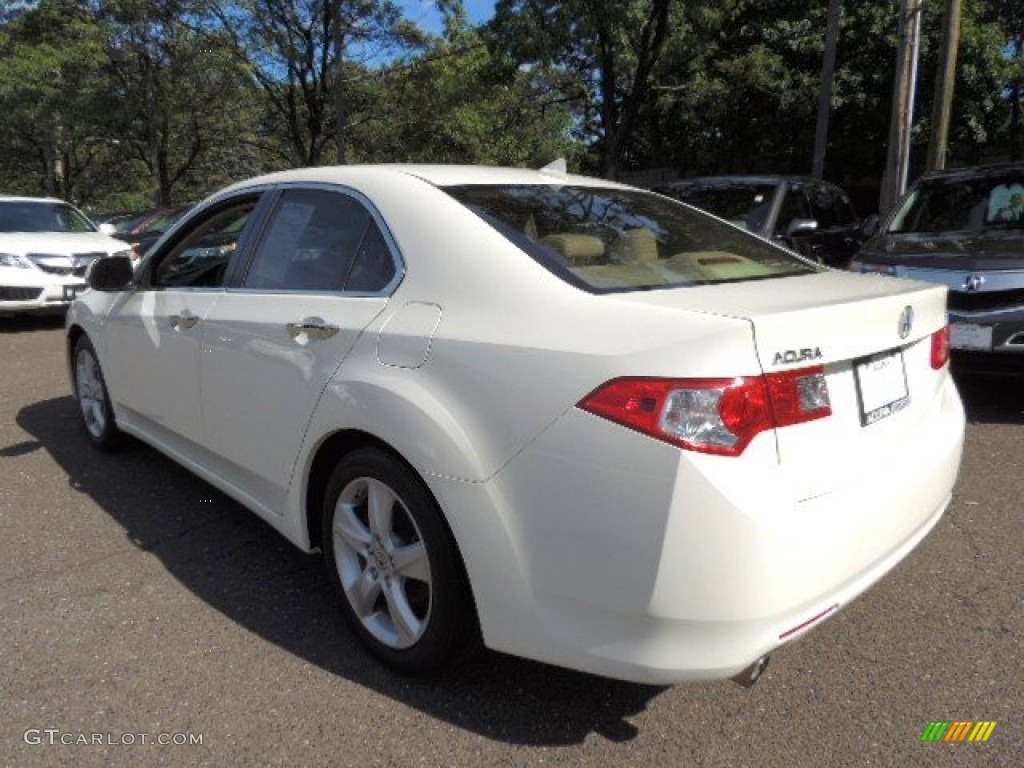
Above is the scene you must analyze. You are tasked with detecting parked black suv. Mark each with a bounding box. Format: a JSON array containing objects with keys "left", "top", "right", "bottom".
[
  {"left": 655, "top": 175, "right": 865, "bottom": 267},
  {"left": 852, "top": 163, "right": 1024, "bottom": 374}
]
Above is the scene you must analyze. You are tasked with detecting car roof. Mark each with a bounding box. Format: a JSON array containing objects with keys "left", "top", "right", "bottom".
[
  {"left": 219, "top": 164, "right": 633, "bottom": 196},
  {"left": 0, "top": 195, "right": 65, "bottom": 204},
  {"left": 915, "top": 163, "right": 1024, "bottom": 183},
  {"left": 659, "top": 175, "right": 831, "bottom": 188}
]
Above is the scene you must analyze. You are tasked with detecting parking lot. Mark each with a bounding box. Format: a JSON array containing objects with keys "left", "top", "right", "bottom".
[{"left": 1, "top": 315, "right": 1020, "bottom": 768}]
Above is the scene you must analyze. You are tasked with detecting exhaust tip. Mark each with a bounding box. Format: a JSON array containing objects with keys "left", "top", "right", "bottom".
[{"left": 731, "top": 655, "right": 770, "bottom": 688}]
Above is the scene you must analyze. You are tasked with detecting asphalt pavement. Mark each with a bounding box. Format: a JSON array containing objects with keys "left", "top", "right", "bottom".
[{"left": 1, "top": 315, "right": 1020, "bottom": 767}]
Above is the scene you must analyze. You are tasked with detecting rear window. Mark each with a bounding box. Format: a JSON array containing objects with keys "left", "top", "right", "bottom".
[
  {"left": 443, "top": 184, "right": 819, "bottom": 293},
  {"left": 888, "top": 171, "right": 1024, "bottom": 234}
]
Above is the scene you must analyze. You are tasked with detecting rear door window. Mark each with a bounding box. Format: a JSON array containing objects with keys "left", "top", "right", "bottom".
[{"left": 242, "top": 188, "right": 397, "bottom": 293}]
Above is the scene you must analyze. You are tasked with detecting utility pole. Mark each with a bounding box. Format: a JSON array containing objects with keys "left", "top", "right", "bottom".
[
  {"left": 925, "top": 0, "right": 962, "bottom": 171},
  {"left": 332, "top": 1, "right": 348, "bottom": 165},
  {"left": 812, "top": 0, "right": 843, "bottom": 179},
  {"left": 879, "top": 0, "right": 923, "bottom": 216}
]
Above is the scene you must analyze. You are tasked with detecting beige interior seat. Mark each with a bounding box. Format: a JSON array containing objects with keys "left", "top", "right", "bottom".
[
  {"left": 540, "top": 233, "right": 606, "bottom": 265},
  {"left": 610, "top": 228, "right": 659, "bottom": 262}
]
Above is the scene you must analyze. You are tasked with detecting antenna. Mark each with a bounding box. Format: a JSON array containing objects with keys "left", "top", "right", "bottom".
[{"left": 539, "top": 158, "right": 567, "bottom": 177}]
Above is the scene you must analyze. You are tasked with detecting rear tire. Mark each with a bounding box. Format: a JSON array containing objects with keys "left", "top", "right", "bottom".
[
  {"left": 321, "top": 447, "right": 475, "bottom": 675},
  {"left": 72, "top": 336, "right": 123, "bottom": 450}
]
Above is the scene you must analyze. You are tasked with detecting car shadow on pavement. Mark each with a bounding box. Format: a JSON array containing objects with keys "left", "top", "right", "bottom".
[
  {"left": 0, "top": 313, "right": 66, "bottom": 333},
  {"left": 953, "top": 372, "right": 1024, "bottom": 425},
  {"left": 16, "top": 395, "right": 666, "bottom": 746}
]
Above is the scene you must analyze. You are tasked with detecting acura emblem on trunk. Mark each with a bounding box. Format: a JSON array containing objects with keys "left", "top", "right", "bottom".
[
  {"left": 898, "top": 306, "right": 914, "bottom": 339},
  {"left": 963, "top": 274, "right": 985, "bottom": 292}
]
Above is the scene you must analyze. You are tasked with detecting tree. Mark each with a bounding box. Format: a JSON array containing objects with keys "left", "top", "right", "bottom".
[
  {"left": 0, "top": 0, "right": 109, "bottom": 198},
  {"left": 489, "top": 0, "right": 672, "bottom": 179},
  {"left": 101, "top": 0, "right": 261, "bottom": 206},
  {"left": 209, "top": 0, "right": 422, "bottom": 166},
  {"left": 347, "top": 7, "right": 576, "bottom": 166}
]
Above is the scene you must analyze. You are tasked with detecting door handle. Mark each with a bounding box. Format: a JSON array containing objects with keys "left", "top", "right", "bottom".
[
  {"left": 287, "top": 317, "right": 339, "bottom": 341},
  {"left": 170, "top": 310, "right": 199, "bottom": 329}
]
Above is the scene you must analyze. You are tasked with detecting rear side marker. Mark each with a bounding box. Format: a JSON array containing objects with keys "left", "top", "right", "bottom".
[
  {"left": 931, "top": 326, "right": 950, "bottom": 369},
  {"left": 779, "top": 603, "right": 839, "bottom": 640}
]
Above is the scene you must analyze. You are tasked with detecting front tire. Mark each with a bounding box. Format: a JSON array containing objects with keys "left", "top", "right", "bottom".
[
  {"left": 73, "top": 336, "right": 123, "bottom": 450},
  {"left": 321, "top": 447, "right": 475, "bottom": 675}
]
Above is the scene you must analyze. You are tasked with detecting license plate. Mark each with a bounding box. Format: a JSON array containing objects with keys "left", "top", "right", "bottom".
[
  {"left": 855, "top": 349, "right": 909, "bottom": 426},
  {"left": 950, "top": 322, "right": 992, "bottom": 350},
  {"left": 63, "top": 284, "right": 87, "bottom": 301}
]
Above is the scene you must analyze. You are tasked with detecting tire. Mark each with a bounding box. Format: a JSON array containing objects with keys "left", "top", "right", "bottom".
[
  {"left": 72, "top": 336, "right": 123, "bottom": 450},
  {"left": 321, "top": 447, "right": 476, "bottom": 675}
]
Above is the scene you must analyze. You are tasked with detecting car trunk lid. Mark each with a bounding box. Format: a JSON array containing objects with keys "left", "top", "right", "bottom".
[{"left": 616, "top": 270, "right": 950, "bottom": 498}]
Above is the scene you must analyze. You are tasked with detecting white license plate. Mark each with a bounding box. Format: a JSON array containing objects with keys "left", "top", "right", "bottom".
[
  {"left": 855, "top": 349, "right": 909, "bottom": 426},
  {"left": 950, "top": 322, "right": 992, "bottom": 350},
  {"left": 63, "top": 284, "right": 87, "bottom": 301}
]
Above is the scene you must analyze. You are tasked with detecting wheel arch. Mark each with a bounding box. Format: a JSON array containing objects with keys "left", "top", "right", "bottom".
[
  {"left": 303, "top": 428, "right": 481, "bottom": 635},
  {"left": 304, "top": 429, "right": 391, "bottom": 551},
  {"left": 66, "top": 323, "right": 87, "bottom": 368}
]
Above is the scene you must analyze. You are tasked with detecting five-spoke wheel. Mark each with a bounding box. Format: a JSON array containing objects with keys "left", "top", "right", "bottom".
[
  {"left": 73, "top": 336, "right": 122, "bottom": 449},
  {"left": 322, "top": 448, "right": 475, "bottom": 674}
]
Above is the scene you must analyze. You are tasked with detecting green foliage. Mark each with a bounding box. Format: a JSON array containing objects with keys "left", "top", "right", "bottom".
[
  {"left": 348, "top": 17, "right": 577, "bottom": 166},
  {"left": 0, "top": 0, "right": 1020, "bottom": 212},
  {"left": 0, "top": 0, "right": 109, "bottom": 197}
]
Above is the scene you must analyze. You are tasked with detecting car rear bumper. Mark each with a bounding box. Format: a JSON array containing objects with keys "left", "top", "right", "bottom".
[
  {"left": 948, "top": 308, "right": 1024, "bottom": 374},
  {"left": 430, "top": 374, "right": 964, "bottom": 684}
]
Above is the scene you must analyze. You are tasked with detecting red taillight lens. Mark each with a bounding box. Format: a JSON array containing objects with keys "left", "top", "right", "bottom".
[
  {"left": 766, "top": 365, "right": 832, "bottom": 426},
  {"left": 930, "top": 326, "right": 950, "bottom": 369},
  {"left": 578, "top": 367, "right": 831, "bottom": 457}
]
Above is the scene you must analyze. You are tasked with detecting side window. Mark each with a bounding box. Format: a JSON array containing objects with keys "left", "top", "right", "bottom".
[
  {"left": 152, "top": 201, "right": 256, "bottom": 288},
  {"left": 243, "top": 189, "right": 375, "bottom": 292},
  {"left": 345, "top": 224, "right": 397, "bottom": 292},
  {"left": 809, "top": 184, "right": 853, "bottom": 228},
  {"left": 774, "top": 188, "right": 812, "bottom": 236}
]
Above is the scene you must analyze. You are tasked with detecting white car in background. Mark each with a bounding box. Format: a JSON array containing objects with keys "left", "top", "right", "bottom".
[
  {"left": 0, "top": 195, "right": 131, "bottom": 314},
  {"left": 66, "top": 164, "right": 964, "bottom": 686}
]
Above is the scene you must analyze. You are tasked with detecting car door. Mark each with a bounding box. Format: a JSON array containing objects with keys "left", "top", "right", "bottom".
[
  {"left": 197, "top": 186, "right": 402, "bottom": 512},
  {"left": 805, "top": 182, "right": 863, "bottom": 267},
  {"left": 772, "top": 183, "right": 820, "bottom": 261},
  {"left": 102, "top": 195, "right": 264, "bottom": 448}
]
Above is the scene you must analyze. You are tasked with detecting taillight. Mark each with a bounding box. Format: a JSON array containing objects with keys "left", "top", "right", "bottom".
[
  {"left": 578, "top": 366, "right": 831, "bottom": 457},
  {"left": 930, "top": 326, "right": 950, "bottom": 369}
]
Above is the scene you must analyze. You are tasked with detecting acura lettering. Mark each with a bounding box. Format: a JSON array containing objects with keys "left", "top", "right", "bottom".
[{"left": 772, "top": 348, "right": 824, "bottom": 366}]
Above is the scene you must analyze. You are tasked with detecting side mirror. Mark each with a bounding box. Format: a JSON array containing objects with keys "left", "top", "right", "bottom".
[
  {"left": 785, "top": 218, "right": 818, "bottom": 237},
  {"left": 97, "top": 222, "right": 118, "bottom": 236},
  {"left": 860, "top": 214, "right": 880, "bottom": 238},
  {"left": 87, "top": 255, "right": 135, "bottom": 292}
]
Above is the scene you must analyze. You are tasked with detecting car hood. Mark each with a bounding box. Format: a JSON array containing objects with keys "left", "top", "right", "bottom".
[
  {"left": 860, "top": 230, "right": 1024, "bottom": 271},
  {"left": 0, "top": 231, "right": 129, "bottom": 256}
]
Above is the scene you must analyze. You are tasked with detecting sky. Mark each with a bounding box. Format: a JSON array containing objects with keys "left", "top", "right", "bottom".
[{"left": 399, "top": 0, "right": 496, "bottom": 36}]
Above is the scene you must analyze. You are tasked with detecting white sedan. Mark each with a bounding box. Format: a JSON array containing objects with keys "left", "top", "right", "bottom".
[
  {"left": 66, "top": 164, "right": 964, "bottom": 685},
  {"left": 0, "top": 195, "right": 131, "bottom": 314}
]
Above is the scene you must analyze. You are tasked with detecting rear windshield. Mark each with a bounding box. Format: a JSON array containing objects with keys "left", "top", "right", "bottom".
[
  {"left": 443, "top": 184, "right": 818, "bottom": 293},
  {"left": 888, "top": 171, "right": 1024, "bottom": 234}
]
